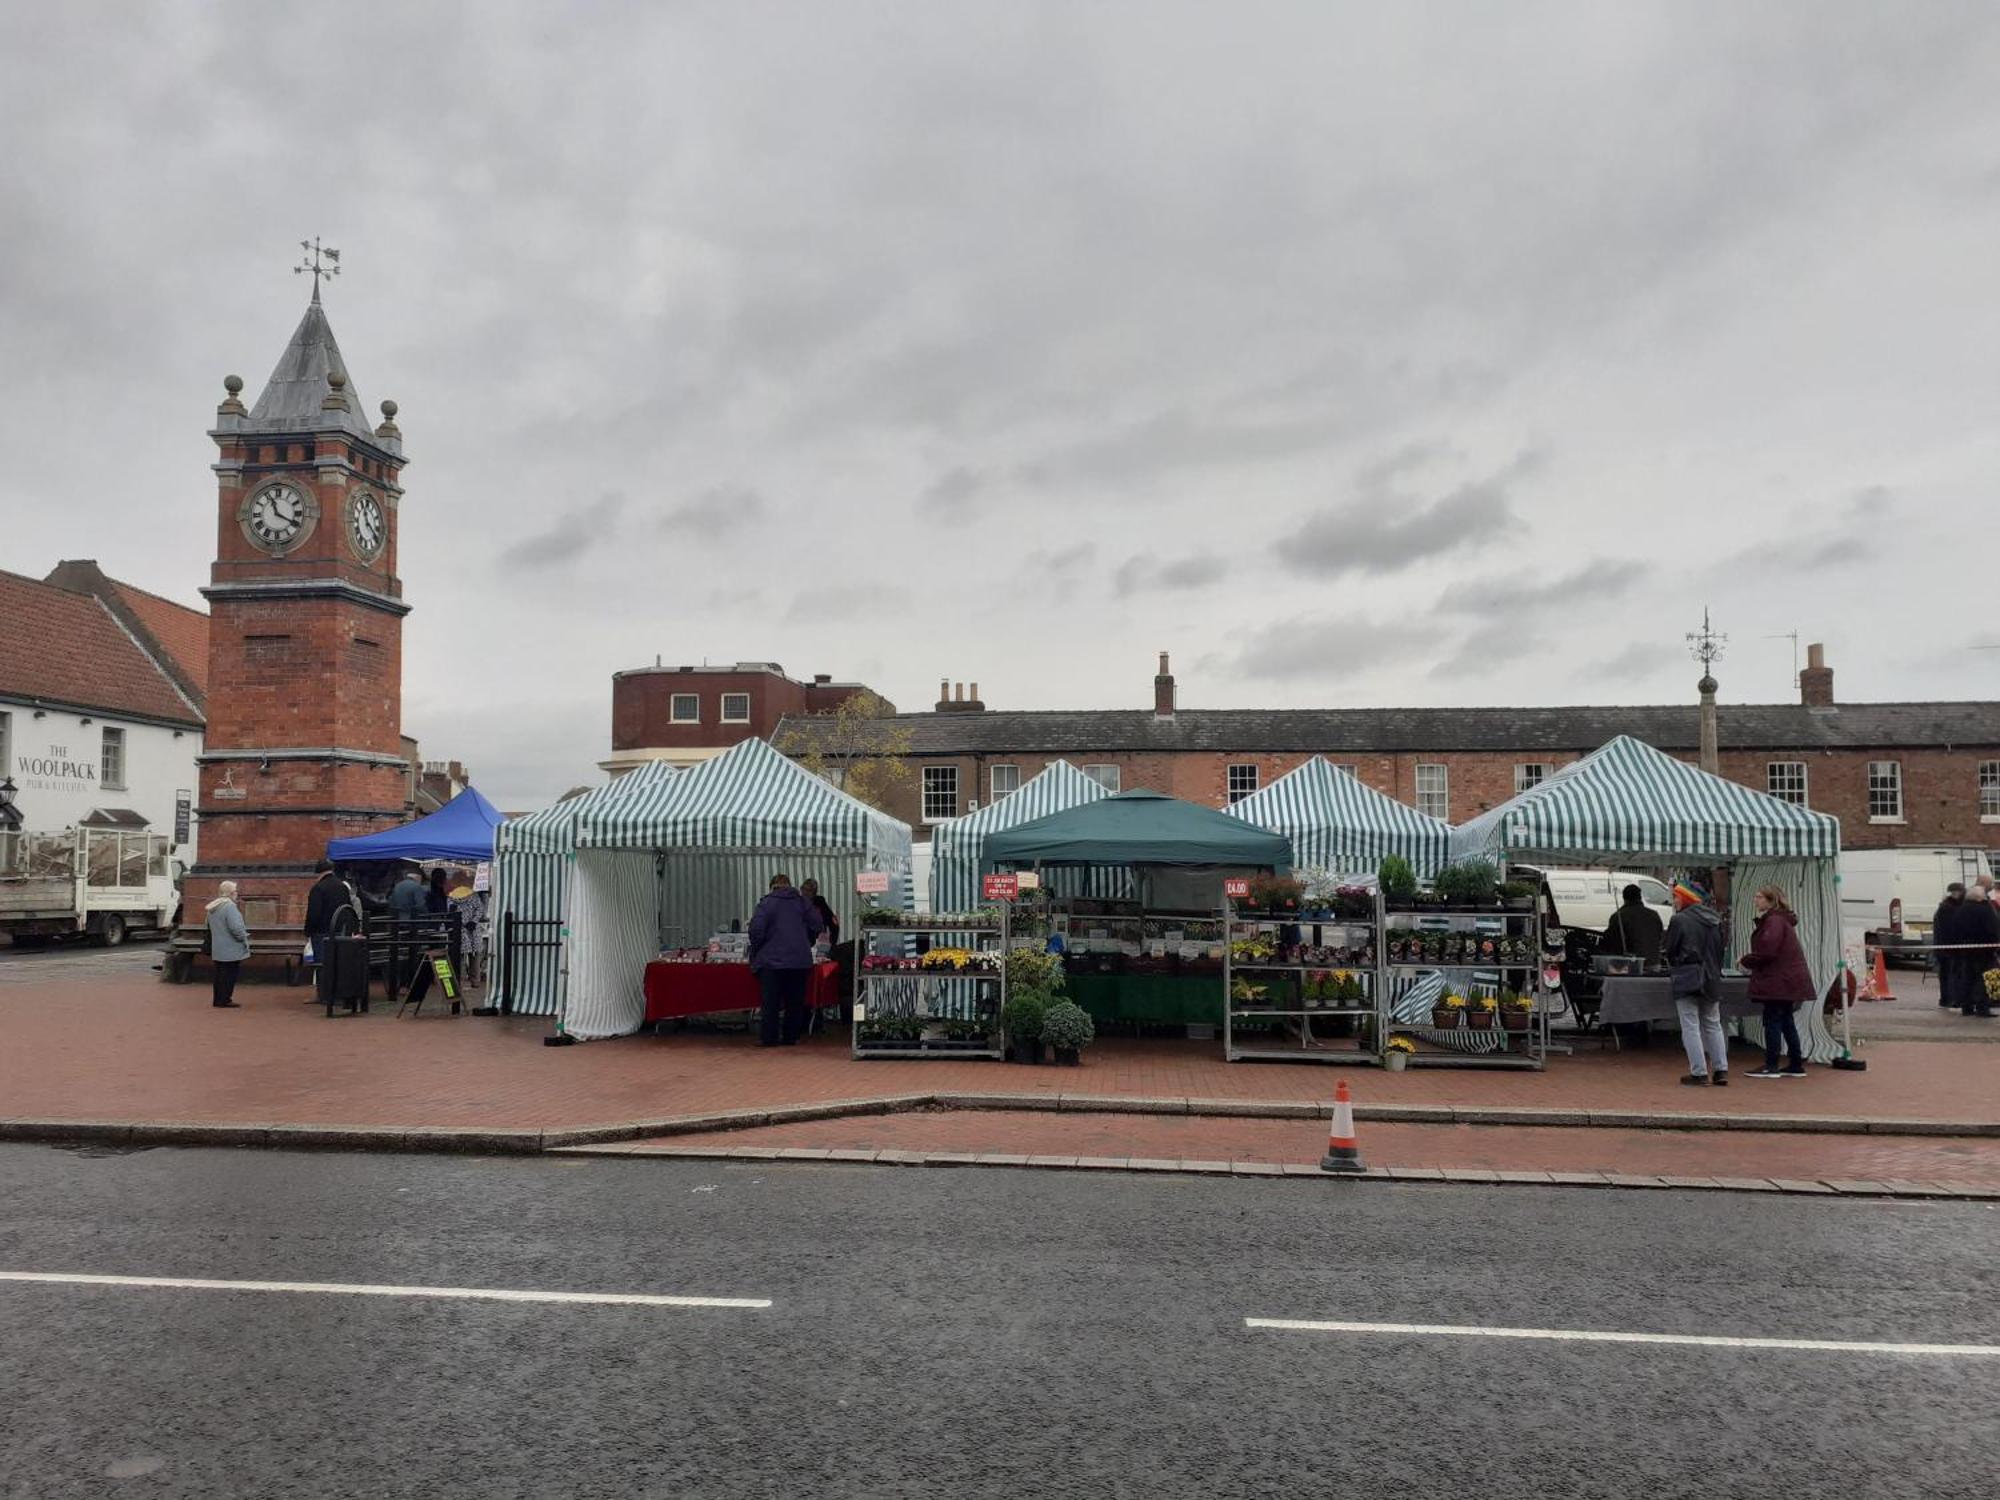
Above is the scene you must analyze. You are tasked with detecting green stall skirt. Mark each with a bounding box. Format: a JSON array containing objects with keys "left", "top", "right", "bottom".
[{"left": 1062, "top": 973, "right": 1226, "bottom": 1027}]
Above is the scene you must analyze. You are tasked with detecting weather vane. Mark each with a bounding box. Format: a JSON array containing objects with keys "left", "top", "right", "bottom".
[
  {"left": 1687, "top": 607, "right": 1727, "bottom": 680},
  {"left": 294, "top": 238, "right": 340, "bottom": 300}
]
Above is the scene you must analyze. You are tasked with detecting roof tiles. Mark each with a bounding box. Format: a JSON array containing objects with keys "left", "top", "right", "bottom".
[{"left": 0, "top": 569, "right": 203, "bottom": 725}]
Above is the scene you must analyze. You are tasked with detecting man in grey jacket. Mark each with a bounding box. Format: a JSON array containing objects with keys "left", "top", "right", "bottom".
[{"left": 1664, "top": 879, "right": 1727, "bottom": 1086}]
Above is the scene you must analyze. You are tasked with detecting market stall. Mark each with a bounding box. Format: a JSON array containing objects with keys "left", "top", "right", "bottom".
[
  {"left": 561, "top": 738, "right": 912, "bottom": 1040},
  {"left": 1226, "top": 756, "right": 1451, "bottom": 881},
  {"left": 326, "top": 785, "right": 504, "bottom": 864},
  {"left": 982, "top": 788, "right": 1292, "bottom": 1032},
  {"left": 1449, "top": 735, "right": 1845, "bottom": 1063},
  {"left": 928, "top": 760, "right": 1132, "bottom": 912},
  {"left": 487, "top": 760, "right": 679, "bottom": 1016}
]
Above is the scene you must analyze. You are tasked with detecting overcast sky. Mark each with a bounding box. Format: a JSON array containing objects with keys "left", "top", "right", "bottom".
[{"left": 5, "top": 3, "right": 1997, "bottom": 809}]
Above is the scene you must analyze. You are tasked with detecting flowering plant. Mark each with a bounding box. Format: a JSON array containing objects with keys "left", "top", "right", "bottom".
[{"left": 1384, "top": 1035, "right": 1418, "bottom": 1055}]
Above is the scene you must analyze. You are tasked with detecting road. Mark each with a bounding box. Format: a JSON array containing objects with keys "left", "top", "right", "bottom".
[
  {"left": 0, "top": 939, "right": 163, "bottom": 985},
  {"left": 0, "top": 1146, "right": 1994, "bottom": 1499}
]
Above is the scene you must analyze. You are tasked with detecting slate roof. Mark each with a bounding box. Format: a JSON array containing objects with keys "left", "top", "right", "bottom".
[
  {"left": 775, "top": 702, "right": 2000, "bottom": 756},
  {"left": 246, "top": 292, "right": 378, "bottom": 443},
  {"left": 0, "top": 569, "right": 203, "bottom": 726}
]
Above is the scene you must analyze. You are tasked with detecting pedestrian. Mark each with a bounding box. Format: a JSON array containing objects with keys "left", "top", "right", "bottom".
[
  {"left": 390, "top": 867, "right": 427, "bottom": 920},
  {"left": 1740, "top": 885, "right": 1811, "bottom": 1078},
  {"left": 206, "top": 880, "right": 250, "bottom": 1009},
  {"left": 304, "top": 859, "right": 352, "bottom": 1007},
  {"left": 1664, "top": 878, "right": 1728, "bottom": 1086},
  {"left": 1949, "top": 881, "right": 1999, "bottom": 1018},
  {"left": 1599, "top": 883, "right": 1666, "bottom": 966},
  {"left": 425, "top": 866, "right": 451, "bottom": 916},
  {"left": 747, "top": 872, "right": 825, "bottom": 1047},
  {"left": 800, "top": 877, "right": 840, "bottom": 950},
  {"left": 1932, "top": 884, "right": 1968, "bottom": 1010}
]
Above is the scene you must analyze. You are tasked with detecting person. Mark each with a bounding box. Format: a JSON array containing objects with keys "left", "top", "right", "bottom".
[
  {"left": 390, "top": 867, "right": 427, "bottom": 921},
  {"left": 206, "top": 880, "right": 250, "bottom": 1009},
  {"left": 800, "top": 878, "right": 840, "bottom": 950},
  {"left": 1932, "top": 884, "right": 1969, "bottom": 1010},
  {"left": 747, "top": 872, "right": 825, "bottom": 1047},
  {"left": 304, "top": 859, "right": 354, "bottom": 1006},
  {"left": 447, "top": 871, "right": 484, "bottom": 986},
  {"left": 1944, "top": 881, "right": 1999, "bottom": 1018},
  {"left": 1599, "top": 883, "right": 1665, "bottom": 967},
  {"left": 1664, "top": 879, "right": 1727, "bottom": 1086},
  {"left": 425, "top": 867, "right": 451, "bottom": 916},
  {"left": 1740, "top": 885, "right": 1810, "bottom": 1077}
]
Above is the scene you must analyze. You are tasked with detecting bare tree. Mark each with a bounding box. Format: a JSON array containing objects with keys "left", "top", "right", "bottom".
[{"left": 775, "top": 691, "right": 914, "bottom": 812}]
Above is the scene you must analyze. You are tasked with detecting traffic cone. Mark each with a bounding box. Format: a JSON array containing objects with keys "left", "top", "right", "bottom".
[
  {"left": 1319, "top": 1079, "right": 1365, "bottom": 1174},
  {"left": 1864, "top": 948, "right": 1895, "bottom": 1002}
]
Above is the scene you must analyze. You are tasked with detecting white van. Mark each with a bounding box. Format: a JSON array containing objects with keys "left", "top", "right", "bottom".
[
  {"left": 1837, "top": 846, "right": 1986, "bottom": 963},
  {"left": 1519, "top": 866, "right": 1676, "bottom": 937}
]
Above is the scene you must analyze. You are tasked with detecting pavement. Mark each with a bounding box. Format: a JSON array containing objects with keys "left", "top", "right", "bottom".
[
  {"left": 0, "top": 1144, "right": 1994, "bottom": 1498},
  {"left": 5, "top": 947, "right": 2000, "bottom": 1192}
]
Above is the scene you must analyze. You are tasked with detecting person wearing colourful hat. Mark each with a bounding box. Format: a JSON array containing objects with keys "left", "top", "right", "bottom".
[{"left": 1664, "top": 878, "right": 1728, "bottom": 1085}]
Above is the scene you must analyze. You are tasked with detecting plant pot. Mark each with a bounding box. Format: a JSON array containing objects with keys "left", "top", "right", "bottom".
[
  {"left": 1054, "top": 1047, "right": 1081, "bottom": 1066},
  {"left": 1012, "top": 1038, "right": 1044, "bottom": 1065},
  {"left": 1384, "top": 1050, "right": 1409, "bottom": 1072},
  {"left": 1500, "top": 1010, "right": 1531, "bottom": 1032},
  {"left": 1430, "top": 1007, "right": 1460, "bottom": 1029},
  {"left": 1469, "top": 1010, "right": 1496, "bottom": 1030}
]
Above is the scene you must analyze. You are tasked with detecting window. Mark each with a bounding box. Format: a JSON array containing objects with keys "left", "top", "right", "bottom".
[
  {"left": 923, "top": 765, "right": 959, "bottom": 821},
  {"left": 1415, "top": 763, "right": 1449, "bottom": 820},
  {"left": 1226, "top": 764, "right": 1259, "bottom": 803},
  {"left": 1083, "top": 764, "right": 1121, "bottom": 792},
  {"left": 669, "top": 694, "right": 699, "bottom": 724},
  {"left": 1867, "top": 761, "right": 1902, "bottom": 821},
  {"left": 1767, "top": 761, "right": 1807, "bottom": 806},
  {"left": 1981, "top": 762, "right": 2000, "bottom": 821},
  {"left": 990, "top": 764, "right": 1019, "bottom": 802},
  {"left": 100, "top": 726, "right": 126, "bottom": 789},
  {"left": 1332, "top": 763, "right": 1359, "bottom": 780},
  {"left": 1513, "top": 763, "right": 1551, "bottom": 795},
  {"left": 720, "top": 693, "right": 751, "bottom": 724}
]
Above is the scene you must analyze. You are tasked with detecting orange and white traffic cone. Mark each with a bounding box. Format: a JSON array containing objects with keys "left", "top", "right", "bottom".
[
  {"left": 1319, "top": 1079, "right": 1365, "bottom": 1174},
  {"left": 1865, "top": 948, "right": 1896, "bottom": 1002}
]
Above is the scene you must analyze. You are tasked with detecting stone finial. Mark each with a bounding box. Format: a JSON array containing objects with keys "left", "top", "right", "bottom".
[
  {"left": 374, "top": 397, "right": 403, "bottom": 451},
  {"left": 321, "top": 368, "right": 351, "bottom": 412},
  {"left": 380, "top": 399, "right": 397, "bottom": 419},
  {"left": 216, "top": 373, "right": 248, "bottom": 421},
  {"left": 224, "top": 374, "right": 243, "bottom": 395}
]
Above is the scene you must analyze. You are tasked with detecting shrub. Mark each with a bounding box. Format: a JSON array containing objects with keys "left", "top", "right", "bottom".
[
  {"left": 1040, "top": 1000, "right": 1096, "bottom": 1052},
  {"left": 1434, "top": 859, "right": 1499, "bottom": 905},
  {"left": 1001, "top": 987, "right": 1051, "bottom": 1041},
  {"left": 1378, "top": 855, "right": 1418, "bottom": 902},
  {"left": 1004, "top": 946, "right": 1066, "bottom": 995}
]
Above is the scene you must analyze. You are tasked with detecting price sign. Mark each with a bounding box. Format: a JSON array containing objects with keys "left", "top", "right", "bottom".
[
  {"left": 1223, "top": 878, "right": 1251, "bottom": 898},
  {"left": 854, "top": 871, "right": 891, "bottom": 895},
  {"left": 982, "top": 873, "right": 1019, "bottom": 901}
]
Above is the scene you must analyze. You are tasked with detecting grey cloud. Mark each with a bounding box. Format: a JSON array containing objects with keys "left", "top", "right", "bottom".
[
  {"left": 495, "top": 492, "right": 626, "bottom": 571},
  {"left": 1231, "top": 615, "right": 1430, "bottom": 683},
  {"left": 1722, "top": 484, "right": 1897, "bottom": 572},
  {"left": 1277, "top": 452, "right": 1543, "bottom": 580},
  {"left": 1114, "top": 553, "right": 1229, "bottom": 597},
  {"left": 1437, "top": 559, "right": 1644, "bottom": 622},
  {"left": 1579, "top": 643, "right": 1683, "bottom": 683},
  {"left": 660, "top": 484, "right": 766, "bottom": 532},
  {"left": 783, "top": 583, "right": 874, "bottom": 625},
  {"left": 1428, "top": 632, "right": 1551, "bottom": 681},
  {"left": 920, "top": 466, "right": 985, "bottom": 514}
]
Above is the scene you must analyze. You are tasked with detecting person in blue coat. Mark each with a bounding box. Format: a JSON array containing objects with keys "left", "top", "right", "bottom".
[
  {"left": 205, "top": 880, "right": 250, "bottom": 1009},
  {"left": 748, "top": 873, "right": 825, "bottom": 1046}
]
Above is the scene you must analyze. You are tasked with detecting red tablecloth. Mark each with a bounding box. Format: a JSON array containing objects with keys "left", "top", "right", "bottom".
[{"left": 643, "top": 961, "right": 841, "bottom": 1024}]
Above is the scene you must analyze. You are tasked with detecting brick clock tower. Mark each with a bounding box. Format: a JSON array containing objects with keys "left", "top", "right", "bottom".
[{"left": 185, "top": 262, "right": 410, "bottom": 932}]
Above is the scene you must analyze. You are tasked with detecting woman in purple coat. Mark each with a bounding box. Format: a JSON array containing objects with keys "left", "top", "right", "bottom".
[{"left": 1740, "top": 886, "right": 1812, "bottom": 1078}]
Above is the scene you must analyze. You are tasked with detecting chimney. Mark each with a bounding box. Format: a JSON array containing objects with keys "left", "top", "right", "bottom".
[
  {"left": 1154, "top": 651, "right": 1175, "bottom": 718},
  {"left": 813, "top": 673, "right": 831, "bottom": 685},
  {"left": 934, "top": 676, "right": 987, "bottom": 714},
  {"left": 1800, "top": 642, "right": 1834, "bottom": 708}
]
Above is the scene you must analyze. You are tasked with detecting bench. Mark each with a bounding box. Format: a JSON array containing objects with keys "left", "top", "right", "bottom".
[{"left": 162, "top": 925, "right": 305, "bottom": 986}]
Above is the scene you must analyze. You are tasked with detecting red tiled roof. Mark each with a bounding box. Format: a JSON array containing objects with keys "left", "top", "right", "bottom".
[
  {"left": 0, "top": 569, "right": 203, "bottom": 725},
  {"left": 106, "top": 579, "right": 209, "bottom": 698}
]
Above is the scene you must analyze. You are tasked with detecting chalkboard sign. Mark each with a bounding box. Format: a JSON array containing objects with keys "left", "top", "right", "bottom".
[{"left": 399, "top": 950, "right": 461, "bottom": 1017}]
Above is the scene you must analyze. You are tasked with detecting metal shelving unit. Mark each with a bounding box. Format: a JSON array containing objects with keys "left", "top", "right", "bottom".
[
  {"left": 852, "top": 913, "right": 1007, "bottom": 1060},
  {"left": 1380, "top": 902, "right": 1548, "bottom": 1070},
  {"left": 1224, "top": 906, "right": 1380, "bottom": 1065}
]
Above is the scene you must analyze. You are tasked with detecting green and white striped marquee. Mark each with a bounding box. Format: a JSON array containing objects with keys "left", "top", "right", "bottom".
[
  {"left": 1450, "top": 735, "right": 1840, "bottom": 866},
  {"left": 929, "top": 760, "right": 1132, "bottom": 911},
  {"left": 1226, "top": 757, "right": 1451, "bottom": 880},
  {"left": 486, "top": 759, "right": 680, "bottom": 1016}
]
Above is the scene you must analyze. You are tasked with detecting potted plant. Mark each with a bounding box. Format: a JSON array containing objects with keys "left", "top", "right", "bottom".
[
  {"left": 1434, "top": 859, "right": 1500, "bottom": 908},
  {"left": 1003, "top": 988, "right": 1048, "bottom": 1062},
  {"left": 1500, "top": 992, "right": 1535, "bottom": 1032},
  {"left": 1334, "top": 885, "right": 1375, "bottom": 920},
  {"left": 1378, "top": 856, "right": 1418, "bottom": 909},
  {"left": 1383, "top": 1035, "right": 1417, "bottom": 1072},
  {"left": 1469, "top": 995, "right": 1499, "bottom": 1031},
  {"left": 1431, "top": 992, "right": 1466, "bottom": 1029},
  {"left": 1500, "top": 880, "right": 1536, "bottom": 912},
  {"left": 1041, "top": 1000, "right": 1096, "bottom": 1065}
]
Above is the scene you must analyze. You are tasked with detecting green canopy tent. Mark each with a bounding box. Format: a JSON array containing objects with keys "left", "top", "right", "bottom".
[
  {"left": 929, "top": 760, "right": 1133, "bottom": 912},
  {"left": 1226, "top": 756, "right": 1451, "bottom": 882},
  {"left": 1450, "top": 735, "right": 1846, "bottom": 1062}
]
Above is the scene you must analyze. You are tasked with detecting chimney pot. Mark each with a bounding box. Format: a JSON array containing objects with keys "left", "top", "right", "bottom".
[
  {"left": 955, "top": 681, "right": 964, "bottom": 702},
  {"left": 970, "top": 681, "right": 979, "bottom": 702},
  {"left": 1154, "top": 652, "right": 1177, "bottom": 718}
]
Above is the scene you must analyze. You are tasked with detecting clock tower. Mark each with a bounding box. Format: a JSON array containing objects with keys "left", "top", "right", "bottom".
[{"left": 185, "top": 274, "right": 411, "bottom": 932}]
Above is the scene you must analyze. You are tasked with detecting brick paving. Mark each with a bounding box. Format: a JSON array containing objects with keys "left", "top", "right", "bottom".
[
  {"left": 3, "top": 966, "right": 1998, "bottom": 1137},
  {"left": 625, "top": 1110, "right": 2000, "bottom": 1187}
]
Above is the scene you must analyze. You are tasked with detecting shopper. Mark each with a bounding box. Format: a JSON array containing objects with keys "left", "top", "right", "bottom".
[
  {"left": 747, "top": 872, "right": 825, "bottom": 1047},
  {"left": 304, "top": 859, "right": 353, "bottom": 1006},
  {"left": 390, "top": 867, "right": 427, "bottom": 920},
  {"left": 1740, "top": 885, "right": 1810, "bottom": 1077},
  {"left": 206, "top": 880, "right": 250, "bottom": 1009},
  {"left": 1664, "top": 879, "right": 1727, "bottom": 1086},
  {"left": 800, "top": 877, "right": 840, "bottom": 949},
  {"left": 425, "top": 867, "right": 451, "bottom": 916},
  {"left": 1955, "top": 882, "right": 1999, "bottom": 1018},
  {"left": 1599, "top": 883, "right": 1666, "bottom": 966}
]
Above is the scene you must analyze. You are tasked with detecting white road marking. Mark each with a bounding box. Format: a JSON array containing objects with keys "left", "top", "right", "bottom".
[
  {"left": 0, "top": 1271, "right": 769, "bottom": 1309},
  {"left": 1245, "top": 1317, "right": 2000, "bottom": 1358}
]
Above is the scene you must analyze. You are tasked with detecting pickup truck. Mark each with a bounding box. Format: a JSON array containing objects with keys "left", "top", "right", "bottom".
[{"left": 0, "top": 825, "right": 178, "bottom": 947}]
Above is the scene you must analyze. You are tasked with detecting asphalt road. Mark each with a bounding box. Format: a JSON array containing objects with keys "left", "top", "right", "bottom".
[
  {"left": 0, "top": 940, "right": 163, "bottom": 985},
  {"left": 1, "top": 1146, "right": 1995, "bottom": 1499}
]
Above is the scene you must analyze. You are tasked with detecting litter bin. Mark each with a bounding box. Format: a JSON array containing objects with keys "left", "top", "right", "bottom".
[{"left": 324, "top": 935, "right": 370, "bottom": 1014}]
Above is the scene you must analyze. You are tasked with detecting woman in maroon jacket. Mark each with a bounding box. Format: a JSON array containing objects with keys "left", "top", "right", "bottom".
[{"left": 1741, "top": 885, "right": 1811, "bottom": 1078}]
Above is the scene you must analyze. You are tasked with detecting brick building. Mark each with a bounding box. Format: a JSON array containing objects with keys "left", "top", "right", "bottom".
[
  {"left": 778, "top": 651, "right": 2000, "bottom": 852},
  {"left": 603, "top": 662, "right": 886, "bottom": 775}
]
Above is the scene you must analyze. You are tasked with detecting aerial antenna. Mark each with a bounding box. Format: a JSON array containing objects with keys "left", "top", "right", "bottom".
[
  {"left": 1763, "top": 630, "right": 1799, "bottom": 689},
  {"left": 295, "top": 238, "right": 341, "bottom": 302}
]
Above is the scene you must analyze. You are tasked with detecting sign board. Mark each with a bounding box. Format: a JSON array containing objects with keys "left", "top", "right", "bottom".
[
  {"left": 1016, "top": 870, "right": 1041, "bottom": 891},
  {"left": 854, "top": 871, "right": 891, "bottom": 895},
  {"left": 173, "top": 790, "right": 191, "bottom": 845},
  {"left": 1223, "top": 878, "right": 1251, "bottom": 898},
  {"left": 982, "top": 873, "right": 1019, "bottom": 901},
  {"left": 473, "top": 862, "right": 491, "bottom": 893}
]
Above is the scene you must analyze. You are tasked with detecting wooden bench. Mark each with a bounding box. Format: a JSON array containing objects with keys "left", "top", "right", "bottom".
[{"left": 162, "top": 925, "right": 305, "bottom": 986}]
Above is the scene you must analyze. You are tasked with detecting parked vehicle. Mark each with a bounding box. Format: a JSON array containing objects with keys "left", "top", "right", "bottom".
[
  {"left": 0, "top": 824, "right": 177, "bottom": 947},
  {"left": 1838, "top": 846, "right": 1987, "bottom": 966},
  {"left": 1516, "top": 866, "right": 1675, "bottom": 936}
]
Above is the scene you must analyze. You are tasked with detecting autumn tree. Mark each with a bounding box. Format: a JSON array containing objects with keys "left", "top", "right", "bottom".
[{"left": 775, "top": 691, "right": 914, "bottom": 812}]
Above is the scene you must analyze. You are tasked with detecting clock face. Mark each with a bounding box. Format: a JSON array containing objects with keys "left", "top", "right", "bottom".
[
  {"left": 348, "top": 490, "right": 386, "bottom": 560},
  {"left": 241, "top": 482, "right": 314, "bottom": 552}
]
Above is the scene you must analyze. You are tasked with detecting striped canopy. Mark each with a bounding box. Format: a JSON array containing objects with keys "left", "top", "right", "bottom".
[
  {"left": 929, "top": 760, "right": 1129, "bottom": 911},
  {"left": 1227, "top": 757, "right": 1450, "bottom": 879},
  {"left": 1450, "top": 735, "right": 1841, "bottom": 864},
  {"left": 497, "top": 759, "right": 680, "bottom": 857},
  {"left": 574, "top": 737, "right": 909, "bottom": 861}
]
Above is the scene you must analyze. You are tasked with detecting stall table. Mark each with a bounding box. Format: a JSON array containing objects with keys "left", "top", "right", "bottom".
[
  {"left": 1063, "top": 972, "right": 1224, "bottom": 1027},
  {"left": 1597, "top": 973, "right": 1755, "bottom": 1026},
  {"left": 643, "top": 960, "right": 841, "bottom": 1026}
]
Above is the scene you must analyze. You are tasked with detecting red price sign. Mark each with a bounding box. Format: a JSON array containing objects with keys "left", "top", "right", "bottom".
[
  {"left": 982, "top": 873, "right": 1020, "bottom": 901},
  {"left": 1223, "top": 878, "right": 1251, "bottom": 898},
  {"left": 854, "top": 871, "right": 890, "bottom": 895}
]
